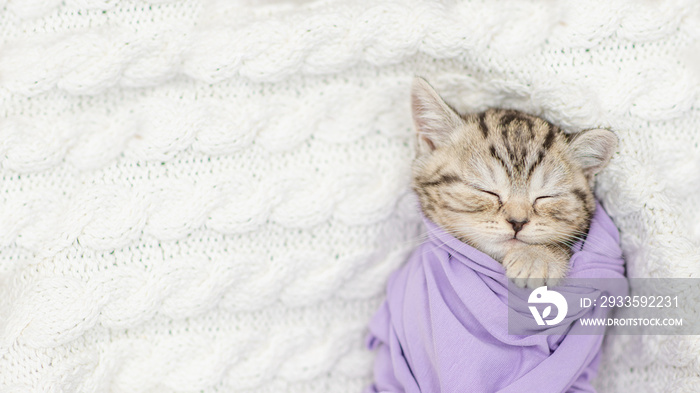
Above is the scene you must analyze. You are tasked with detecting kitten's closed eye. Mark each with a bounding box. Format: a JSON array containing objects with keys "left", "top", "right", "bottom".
[
  {"left": 476, "top": 188, "right": 502, "bottom": 203},
  {"left": 534, "top": 195, "right": 557, "bottom": 202}
]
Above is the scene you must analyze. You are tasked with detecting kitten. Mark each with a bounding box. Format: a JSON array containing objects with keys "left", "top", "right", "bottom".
[{"left": 410, "top": 77, "right": 617, "bottom": 288}]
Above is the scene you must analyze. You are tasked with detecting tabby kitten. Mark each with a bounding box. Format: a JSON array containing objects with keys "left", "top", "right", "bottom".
[{"left": 410, "top": 77, "right": 617, "bottom": 288}]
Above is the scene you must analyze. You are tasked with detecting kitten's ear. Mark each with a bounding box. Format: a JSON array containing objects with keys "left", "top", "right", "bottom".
[
  {"left": 411, "top": 77, "right": 463, "bottom": 155},
  {"left": 568, "top": 129, "right": 618, "bottom": 176}
]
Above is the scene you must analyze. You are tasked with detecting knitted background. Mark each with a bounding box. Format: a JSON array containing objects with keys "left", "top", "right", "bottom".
[{"left": 1, "top": 0, "right": 699, "bottom": 392}]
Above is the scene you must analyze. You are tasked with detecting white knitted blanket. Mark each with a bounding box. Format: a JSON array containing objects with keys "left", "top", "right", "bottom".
[{"left": 1, "top": 1, "right": 699, "bottom": 392}]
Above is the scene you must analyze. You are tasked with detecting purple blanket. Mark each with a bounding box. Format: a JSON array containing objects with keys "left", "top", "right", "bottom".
[{"left": 366, "top": 203, "right": 627, "bottom": 393}]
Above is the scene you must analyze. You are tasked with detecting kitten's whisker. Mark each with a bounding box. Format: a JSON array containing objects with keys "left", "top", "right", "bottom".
[{"left": 536, "top": 230, "right": 617, "bottom": 254}]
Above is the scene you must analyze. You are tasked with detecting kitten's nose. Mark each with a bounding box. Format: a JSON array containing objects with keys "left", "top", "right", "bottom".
[{"left": 507, "top": 218, "right": 528, "bottom": 234}]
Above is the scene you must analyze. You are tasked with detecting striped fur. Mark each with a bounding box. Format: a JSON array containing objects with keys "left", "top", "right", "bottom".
[{"left": 411, "top": 78, "right": 617, "bottom": 287}]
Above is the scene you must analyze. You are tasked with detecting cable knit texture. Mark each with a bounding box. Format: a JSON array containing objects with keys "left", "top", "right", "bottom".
[{"left": 1, "top": 1, "right": 699, "bottom": 392}]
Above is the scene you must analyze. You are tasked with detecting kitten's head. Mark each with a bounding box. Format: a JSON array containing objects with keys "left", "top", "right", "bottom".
[{"left": 410, "top": 77, "right": 617, "bottom": 261}]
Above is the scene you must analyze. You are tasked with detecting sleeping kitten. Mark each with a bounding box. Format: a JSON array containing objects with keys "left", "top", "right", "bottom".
[{"left": 410, "top": 77, "right": 617, "bottom": 288}]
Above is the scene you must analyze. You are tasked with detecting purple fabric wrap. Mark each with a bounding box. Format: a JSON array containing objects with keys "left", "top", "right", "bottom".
[{"left": 365, "top": 203, "right": 627, "bottom": 393}]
